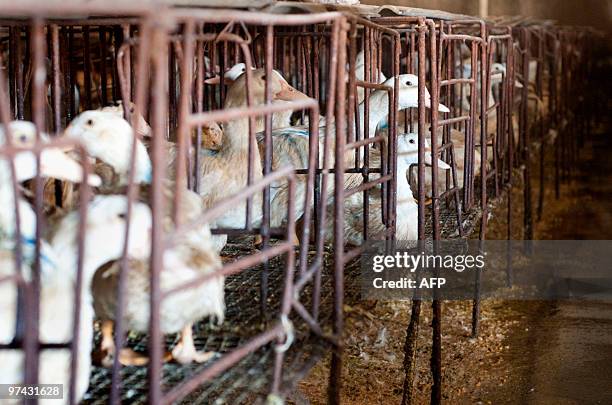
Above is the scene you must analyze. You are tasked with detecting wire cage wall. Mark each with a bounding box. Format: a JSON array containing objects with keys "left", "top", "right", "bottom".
[{"left": 0, "top": 1, "right": 603, "bottom": 405}]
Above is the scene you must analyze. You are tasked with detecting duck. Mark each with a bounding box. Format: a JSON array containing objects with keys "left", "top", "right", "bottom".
[
  {"left": 259, "top": 74, "right": 450, "bottom": 231},
  {"left": 0, "top": 195, "right": 152, "bottom": 405},
  {"left": 223, "top": 66, "right": 312, "bottom": 131},
  {"left": 197, "top": 67, "right": 309, "bottom": 230},
  {"left": 99, "top": 101, "right": 152, "bottom": 138},
  {"left": 91, "top": 211, "right": 223, "bottom": 366},
  {"left": 329, "top": 132, "right": 450, "bottom": 245}
]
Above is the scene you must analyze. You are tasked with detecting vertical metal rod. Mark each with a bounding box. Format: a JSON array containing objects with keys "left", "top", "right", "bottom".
[
  {"left": 66, "top": 26, "right": 76, "bottom": 120},
  {"left": 99, "top": 26, "right": 108, "bottom": 106},
  {"left": 260, "top": 24, "right": 274, "bottom": 318},
  {"left": 83, "top": 25, "right": 92, "bottom": 110},
  {"left": 194, "top": 24, "right": 205, "bottom": 193},
  {"left": 472, "top": 32, "right": 489, "bottom": 338},
  {"left": 68, "top": 150, "right": 91, "bottom": 405},
  {"left": 270, "top": 177, "right": 297, "bottom": 395},
  {"left": 148, "top": 23, "right": 168, "bottom": 405},
  {"left": 402, "top": 18, "right": 427, "bottom": 405},
  {"left": 25, "top": 19, "right": 46, "bottom": 403},
  {"left": 174, "top": 19, "right": 196, "bottom": 223},
  {"left": 329, "top": 17, "right": 348, "bottom": 405},
  {"left": 521, "top": 29, "right": 533, "bottom": 244},
  {"left": 16, "top": 26, "right": 24, "bottom": 120},
  {"left": 110, "top": 20, "right": 153, "bottom": 405},
  {"left": 51, "top": 25, "right": 61, "bottom": 132},
  {"left": 428, "top": 19, "right": 442, "bottom": 405},
  {"left": 8, "top": 27, "right": 16, "bottom": 117}
]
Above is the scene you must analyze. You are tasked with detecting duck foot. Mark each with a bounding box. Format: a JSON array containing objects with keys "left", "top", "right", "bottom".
[
  {"left": 172, "top": 344, "right": 217, "bottom": 364},
  {"left": 172, "top": 324, "right": 218, "bottom": 364},
  {"left": 95, "top": 320, "right": 116, "bottom": 368},
  {"left": 95, "top": 347, "right": 165, "bottom": 367},
  {"left": 117, "top": 348, "right": 151, "bottom": 366}
]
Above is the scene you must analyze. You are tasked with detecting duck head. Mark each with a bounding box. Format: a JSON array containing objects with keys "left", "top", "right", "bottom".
[
  {"left": 389, "top": 74, "right": 450, "bottom": 113},
  {"left": 224, "top": 67, "right": 310, "bottom": 108},
  {"left": 397, "top": 132, "right": 452, "bottom": 169},
  {"left": 64, "top": 111, "right": 152, "bottom": 185},
  {"left": 224, "top": 62, "right": 249, "bottom": 82},
  {"left": 204, "top": 62, "right": 251, "bottom": 85},
  {"left": 490, "top": 63, "right": 523, "bottom": 88}
]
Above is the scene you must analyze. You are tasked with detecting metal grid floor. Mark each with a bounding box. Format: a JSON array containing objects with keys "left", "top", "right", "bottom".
[{"left": 83, "top": 242, "right": 348, "bottom": 404}]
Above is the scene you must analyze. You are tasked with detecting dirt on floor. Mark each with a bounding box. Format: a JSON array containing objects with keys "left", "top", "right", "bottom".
[
  {"left": 294, "top": 108, "right": 612, "bottom": 405},
  {"left": 297, "top": 299, "right": 525, "bottom": 405}
]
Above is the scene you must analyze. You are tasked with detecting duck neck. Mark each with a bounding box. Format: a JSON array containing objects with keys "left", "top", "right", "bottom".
[
  {"left": 52, "top": 230, "right": 121, "bottom": 291},
  {"left": 395, "top": 156, "right": 416, "bottom": 203},
  {"left": 221, "top": 118, "right": 253, "bottom": 152},
  {"left": 357, "top": 90, "right": 389, "bottom": 137},
  {"left": 219, "top": 117, "right": 263, "bottom": 173},
  {"left": 0, "top": 181, "right": 14, "bottom": 238}
]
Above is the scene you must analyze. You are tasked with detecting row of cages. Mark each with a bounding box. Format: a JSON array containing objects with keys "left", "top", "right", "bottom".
[{"left": 0, "top": 2, "right": 601, "bottom": 404}]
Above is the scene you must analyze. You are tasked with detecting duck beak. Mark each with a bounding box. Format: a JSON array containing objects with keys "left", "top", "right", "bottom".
[
  {"left": 204, "top": 75, "right": 221, "bottom": 85},
  {"left": 515, "top": 80, "right": 524, "bottom": 89},
  {"left": 274, "top": 80, "right": 310, "bottom": 102},
  {"left": 423, "top": 88, "right": 451, "bottom": 113},
  {"left": 39, "top": 148, "right": 102, "bottom": 187},
  {"left": 425, "top": 97, "right": 450, "bottom": 113},
  {"left": 436, "top": 158, "right": 451, "bottom": 170},
  {"left": 423, "top": 146, "right": 451, "bottom": 169},
  {"left": 436, "top": 102, "right": 450, "bottom": 113},
  {"left": 205, "top": 75, "right": 236, "bottom": 86},
  {"left": 490, "top": 72, "right": 504, "bottom": 84}
]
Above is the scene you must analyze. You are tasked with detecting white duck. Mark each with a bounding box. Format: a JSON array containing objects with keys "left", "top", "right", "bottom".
[
  {"left": 330, "top": 132, "right": 450, "bottom": 244},
  {"left": 91, "top": 213, "right": 223, "bottom": 366},
  {"left": 0, "top": 195, "right": 152, "bottom": 405}
]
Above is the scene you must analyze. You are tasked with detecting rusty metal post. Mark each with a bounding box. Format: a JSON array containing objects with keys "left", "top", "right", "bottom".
[{"left": 328, "top": 16, "right": 348, "bottom": 405}]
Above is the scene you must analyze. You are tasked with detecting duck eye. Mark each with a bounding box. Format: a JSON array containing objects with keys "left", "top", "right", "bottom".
[
  {"left": 405, "top": 81, "right": 413, "bottom": 86},
  {"left": 118, "top": 213, "right": 127, "bottom": 219},
  {"left": 409, "top": 139, "right": 415, "bottom": 144},
  {"left": 241, "top": 68, "right": 245, "bottom": 72},
  {"left": 19, "top": 134, "right": 27, "bottom": 143},
  {"left": 86, "top": 119, "right": 94, "bottom": 126}
]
